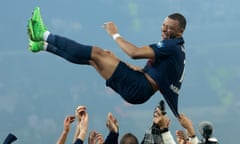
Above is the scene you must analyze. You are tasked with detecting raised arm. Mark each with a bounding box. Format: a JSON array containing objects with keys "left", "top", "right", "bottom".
[
  {"left": 56, "top": 115, "right": 75, "bottom": 144},
  {"left": 178, "top": 113, "right": 199, "bottom": 144},
  {"left": 103, "top": 22, "right": 154, "bottom": 59},
  {"left": 104, "top": 112, "right": 119, "bottom": 144},
  {"left": 73, "top": 106, "right": 88, "bottom": 144}
]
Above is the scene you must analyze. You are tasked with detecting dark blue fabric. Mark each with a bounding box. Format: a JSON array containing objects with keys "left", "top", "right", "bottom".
[
  {"left": 74, "top": 139, "right": 84, "bottom": 144},
  {"left": 3, "top": 133, "right": 17, "bottom": 144},
  {"left": 46, "top": 34, "right": 92, "bottom": 65},
  {"left": 106, "top": 61, "right": 155, "bottom": 104},
  {"left": 104, "top": 131, "right": 119, "bottom": 144},
  {"left": 143, "top": 37, "right": 185, "bottom": 117}
]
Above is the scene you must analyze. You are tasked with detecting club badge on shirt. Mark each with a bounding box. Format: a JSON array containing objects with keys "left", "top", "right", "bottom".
[{"left": 156, "top": 41, "right": 164, "bottom": 48}]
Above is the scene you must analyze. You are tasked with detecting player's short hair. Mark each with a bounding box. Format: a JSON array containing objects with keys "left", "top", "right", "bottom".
[
  {"left": 120, "top": 133, "right": 139, "bottom": 144},
  {"left": 168, "top": 13, "right": 187, "bottom": 31}
]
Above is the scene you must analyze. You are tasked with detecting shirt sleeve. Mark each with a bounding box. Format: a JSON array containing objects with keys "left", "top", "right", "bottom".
[
  {"left": 161, "top": 131, "right": 176, "bottom": 144},
  {"left": 149, "top": 41, "right": 174, "bottom": 59},
  {"left": 104, "top": 131, "right": 119, "bottom": 144},
  {"left": 74, "top": 138, "right": 84, "bottom": 144}
]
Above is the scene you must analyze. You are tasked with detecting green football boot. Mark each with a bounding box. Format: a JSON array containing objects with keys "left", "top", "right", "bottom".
[
  {"left": 27, "top": 19, "right": 34, "bottom": 40},
  {"left": 28, "top": 7, "right": 47, "bottom": 41},
  {"left": 28, "top": 40, "right": 44, "bottom": 53}
]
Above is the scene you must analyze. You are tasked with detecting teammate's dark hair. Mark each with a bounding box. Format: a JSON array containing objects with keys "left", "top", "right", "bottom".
[{"left": 120, "top": 133, "right": 139, "bottom": 144}]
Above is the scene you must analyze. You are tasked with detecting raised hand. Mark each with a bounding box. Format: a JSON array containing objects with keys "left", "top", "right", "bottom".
[{"left": 106, "top": 112, "right": 119, "bottom": 133}]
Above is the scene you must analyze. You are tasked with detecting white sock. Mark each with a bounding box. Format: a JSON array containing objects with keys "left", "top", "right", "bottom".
[
  {"left": 43, "top": 31, "right": 50, "bottom": 41},
  {"left": 43, "top": 42, "right": 48, "bottom": 51}
]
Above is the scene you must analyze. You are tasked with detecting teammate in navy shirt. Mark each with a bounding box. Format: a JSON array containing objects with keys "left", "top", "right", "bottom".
[{"left": 28, "top": 7, "right": 187, "bottom": 117}]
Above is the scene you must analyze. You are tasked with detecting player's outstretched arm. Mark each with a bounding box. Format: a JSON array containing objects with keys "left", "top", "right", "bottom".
[
  {"left": 56, "top": 115, "right": 75, "bottom": 144},
  {"left": 103, "top": 22, "right": 154, "bottom": 59}
]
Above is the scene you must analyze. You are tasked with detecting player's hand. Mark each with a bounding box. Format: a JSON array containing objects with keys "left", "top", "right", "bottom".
[
  {"left": 176, "top": 130, "right": 188, "bottom": 144},
  {"left": 63, "top": 115, "right": 75, "bottom": 132},
  {"left": 75, "top": 105, "right": 87, "bottom": 122},
  {"left": 88, "top": 131, "right": 104, "bottom": 144},
  {"left": 77, "top": 111, "right": 88, "bottom": 141},
  {"left": 178, "top": 113, "right": 195, "bottom": 137},
  {"left": 106, "top": 112, "right": 119, "bottom": 133},
  {"left": 102, "top": 22, "right": 119, "bottom": 36}
]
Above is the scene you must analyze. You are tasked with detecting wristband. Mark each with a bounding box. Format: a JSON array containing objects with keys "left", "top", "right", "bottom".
[{"left": 112, "top": 33, "right": 121, "bottom": 40}]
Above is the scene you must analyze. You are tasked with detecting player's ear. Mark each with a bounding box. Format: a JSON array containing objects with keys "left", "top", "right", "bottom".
[{"left": 177, "top": 28, "right": 184, "bottom": 37}]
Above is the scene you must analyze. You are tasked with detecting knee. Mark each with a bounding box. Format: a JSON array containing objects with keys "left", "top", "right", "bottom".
[
  {"left": 92, "top": 46, "right": 115, "bottom": 57},
  {"left": 92, "top": 46, "right": 104, "bottom": 56}
]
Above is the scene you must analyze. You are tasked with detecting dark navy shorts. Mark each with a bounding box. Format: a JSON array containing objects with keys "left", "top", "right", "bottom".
[{"left": 106, "top": 61, "right": 155, "bottom": 104}]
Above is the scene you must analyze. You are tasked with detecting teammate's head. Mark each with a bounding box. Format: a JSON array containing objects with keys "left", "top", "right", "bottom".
[
  {"left": 161, "top": 13, "right": 187, "bottom": 39},
  {"left": 120, "top": 133, "right": 139, "bottom": 144}
]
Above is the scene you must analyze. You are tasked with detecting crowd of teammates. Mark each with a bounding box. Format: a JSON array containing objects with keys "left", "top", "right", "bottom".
[
  {"left": 53, "top": 100, "right": 218, "bottom": 144},
  {"left": 2, "top": 100, "right": 218, "bottom": 144},
  {"left": 1, "top": 101, "right": 218, "bottom": 144}
]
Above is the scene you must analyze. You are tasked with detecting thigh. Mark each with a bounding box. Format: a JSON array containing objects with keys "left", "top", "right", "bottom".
[{"left": 91, "top": 46, "right": 120, "bottom": 79}]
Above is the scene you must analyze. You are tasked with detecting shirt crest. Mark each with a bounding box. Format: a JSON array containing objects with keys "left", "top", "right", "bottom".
[{"left": 156, "top": 41, "right": 164, "bottom": 48}]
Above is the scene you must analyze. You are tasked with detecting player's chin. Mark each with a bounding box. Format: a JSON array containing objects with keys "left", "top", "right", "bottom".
[{"left": 161, "top": 35, "right": 167, "bottom": 40}]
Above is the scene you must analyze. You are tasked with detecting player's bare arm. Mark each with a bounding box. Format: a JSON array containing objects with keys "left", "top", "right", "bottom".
[{"left": 103, "top": 22, "right": 155, "bottom": 59}]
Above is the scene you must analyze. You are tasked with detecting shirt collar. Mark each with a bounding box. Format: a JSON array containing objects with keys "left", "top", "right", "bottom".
[{"left": 161, "top": 37, "right": 184, "bottom": 45}]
